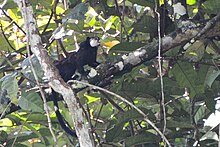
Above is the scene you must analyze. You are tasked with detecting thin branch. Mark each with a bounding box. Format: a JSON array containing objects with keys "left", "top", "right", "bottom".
[
  {"left": 219, "top": 122, "right": 220, "bottom": 147},
  {"left": 0, "top": 0, "right": 8, "bottom": 8},
  {"left": 0, "top": 51, "right": 17, "bottom": 71},
  {"left": 0, "top": 23, "right": 26, "bottom": 57},
  {"left": 58, "top": 39, "right": 69, "bottom": 57},
  {"left": 165, "top": 95, "right": 188, "bottom": 106},
  {"left": 93, "top": 102, "right": 104, "bottom": 128},
  {"left": 69, "top": 80, "right": 172, "bottom": 147},
  {"left": 164, "top": 56, "right": 220, "bottom": 67},
  {"left": 195, "top": 13, "right": 220, "bottom": 40},
  {"left": 0, "top": 23, "right": 16, "bottom": 51},
  {"left": 0, "top": 101, "right": 12, "bottom": 120},
  {"left": 190, "top": 98, "right": 200, "bottom": 145},
  {"left": 21, "top": 0, "right": 57, "bottom": 144},
  {"left": 85, "top": 104, "right": 97, "bottom": 145},
  {"left": 11, "top": 113, "right": 32, "bottom": 146},
  {"left": 84, "top": 104, "right": 104, "bottom": 147},
  {"left": 42, "top": 10, "right": 54, "bottom": 34},
  {"left": 209, "top": 39, "right": 220, "bottom": 54},
  {"left": 100, "top": 91, "right": 124, "bottom": 112},
  {"left": 0, "top": 7, "right": 26, "bottom": 35},
  {"left": 114, "top": 0, "right": 128, "bottom": 41},
  {"left": 155, "top": 0, "right": 167, "bottom": 144},
  {"left": 43, "top": 0, "right": 59, "bottom": 48},
  {"left": 42, "top": 0, "right": 59, "bottom": 34}
]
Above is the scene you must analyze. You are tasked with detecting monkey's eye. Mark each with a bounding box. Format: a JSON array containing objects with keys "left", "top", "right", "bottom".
[{"left": 95, "top": 36, "right": 100, "bottom": 40}]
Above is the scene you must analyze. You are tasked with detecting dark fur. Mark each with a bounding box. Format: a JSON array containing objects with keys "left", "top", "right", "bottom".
[
  {"left": 52, "top": 37, "right": 100, "bottom": 137},
  {"left": 52, "top": 91, "right": 77, "bottom": 137},
  {"left": 55, "top": 37, "right": 100, "bottom": 82}
]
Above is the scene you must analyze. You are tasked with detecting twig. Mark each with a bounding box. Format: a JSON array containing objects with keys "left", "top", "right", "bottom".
[
  {"left": 165, "top": 95, "right": 188, "bottom": 106},
  {"left": 42, "top": 10, "right": 54, "bottom": 34},
  {"left": 209, "top": 39, "right": 220, "bottom": 54},
  {"left": 194, "top": 13, "right": 220, "bottom": 40},
  {"left": 82, "top": 101, "right": 102, "bottom": 146},
  {"left": 155, "top": 0, "right": 167, "bottom": 145},
  {"left": 100, "top": 91, "right": 124, "bottom": 112},
  {"left": 58, "top": 39, "right": 69, "bottom": 57},
  {"left": 190, "top": 98, "right": 200, "bottom": 145},
  {"left": 0, "top": 7, "right": 26, "bottom": 35},
  {"left": 219, "top": 122, "right": 220, "bottom": 147},
  {"left": 11, "top": 113, "right": 32, "bottom": 147},
  {"left": 0, "top": 0, "right": 8, "bottom": 8},
  {"left": 93, "top": 102, "right": 104, "bottom": 128},
  {"left": 69, "top": 80, "right": 172, "bottom": 147},
  {"left": 114, "top": 0, "right": 128, "bottom": 41},
  {"left": 0, "top": 23, "right": 26, "bottom": 57},
  {"left": 0, "top": 101, "right": 12, "bottom": 120}
]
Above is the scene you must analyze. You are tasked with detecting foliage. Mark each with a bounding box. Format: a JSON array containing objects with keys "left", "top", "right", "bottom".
[{"left": 0, "top": 0, "right": 220, "bottom": 146}]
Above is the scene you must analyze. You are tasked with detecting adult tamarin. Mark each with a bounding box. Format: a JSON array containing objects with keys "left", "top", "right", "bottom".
[
  {"left": 56, "top": 36, "right": 100, "bottom": 81},
  {"left": 52, "top": 36, "right": 100, "bottom": 137}
]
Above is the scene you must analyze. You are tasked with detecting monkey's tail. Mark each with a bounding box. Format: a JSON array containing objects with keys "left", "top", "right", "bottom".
[{"left": 51, "top": 90, "right": 77, "bottom": 137}]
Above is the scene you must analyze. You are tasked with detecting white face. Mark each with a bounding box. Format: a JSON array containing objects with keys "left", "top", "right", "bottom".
[{"left": 89, "top": 37, "right": 100, "bottom": 47}]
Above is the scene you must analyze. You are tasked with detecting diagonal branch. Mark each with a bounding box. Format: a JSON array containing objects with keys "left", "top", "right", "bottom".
[
  {"left": 89, "top": 13, "right": 220, "bottom": 87},
  {"left": 13, "top": 0, "right": 95, "bottom": 146}
]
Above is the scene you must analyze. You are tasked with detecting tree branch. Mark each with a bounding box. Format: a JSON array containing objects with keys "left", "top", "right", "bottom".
[
  {"left": 89, "top": 13, "right": 220, "bottom": 87},
  {"left": 13, "top": 0, "right": 95, "bottom": 146}
]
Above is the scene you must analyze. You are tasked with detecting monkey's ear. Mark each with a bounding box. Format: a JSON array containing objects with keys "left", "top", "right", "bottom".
[{"left": 86, "top": 37, "right": 91, "bottom": 41}]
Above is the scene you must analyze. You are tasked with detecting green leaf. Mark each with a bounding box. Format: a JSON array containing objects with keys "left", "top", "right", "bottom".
[
  {"left": 84, "top": 94, "right": 100, "bottom": 104},
  {"left": 204, "top": 89, "right": 216, "bottom": 112},
  {"left": 194, "top": 105, "right": 206, "bottom": 123},
  {"left": 128, "top": 0, "right": 155, "bottom": 8},
  {"left": 9, "top": 143, "right": 28, "bottom": 147},
  {"left": 0, "top": 73, "right": 18, "bottom": 104},
  {"left": 106, "top": 109, "right": 143, "bottom": 142},
  {"left": 21, "top": 56, "right": 44, "bottom": 83},
  {"left": 200, "top": 131, "right": 218, "bottom": 141},
  {"left": 0, "top": 131, "right": 8, "bottom": 142},
  {"left": 7, "top": 9, "right": 18, "bottom": 20},
  {"left": 171, "top": 62, "right": 204, "bottom": 98},
  {"left": 0, "top": 118, "right": 13, "bottom": 127},
  {"left": 6, "top": 132, "right": 38, "bottom": 146},
  {"left": 63, "top": 3, "right": 89, "bottom": 21},
  {"left": 110, "top": 42, "right": 145, "bottom": 52},
  {"left": 0, "top": 89, "right": 10, "bottom": 113},
  {"left": 29, "top": 0, "right": 53, "bottom": 8},
  {"left": 166, "top": 120, "right": 192, "bottom": 128},
  {"left": 204, "top": 0, "right": 220, "bottom": 14},
  {"left": 205, "top": 69, "right": 220, "bottom": 87},
  {"left": 184, "top": 41, "right": 205, "bottom": 62},
  {"left": 133, "top": 16, "right": 157, "bottom": 34},
  {"left": 125, "top": 133, "right": 159, "bottom": 146},
  {"left": 93, "top": 103, "right": 113, "bottom": 118},
  {"left": 107, "top": 0, "right": 114, "bottom": 7},
  {"left": 22, "top": 122, "right": 45, "bottom": 144},
  {"left": 187, "top": 0, "right": 196, "bottom": 5},
  {"left": 19, "top": 92, "right": 43, "bottom": 112},
  {"left": 22, "top": 113, "right": 48, "bottom": 122},
  {"left": 1, "top": 0, "right": 17, "bottom": 9}
]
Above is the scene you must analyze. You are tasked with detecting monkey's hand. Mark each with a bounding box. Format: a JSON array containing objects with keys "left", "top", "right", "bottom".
[
  {"left": 88, "top": 68, "right": 98, "bottom": 78},
  {"left": 79, "top": 70, "right": 90, "bottom": 80}
]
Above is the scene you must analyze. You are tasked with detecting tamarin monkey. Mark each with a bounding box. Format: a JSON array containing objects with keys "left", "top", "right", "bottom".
[{"left": 52, "top": 36, "right": 100, "bottom": 136}]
